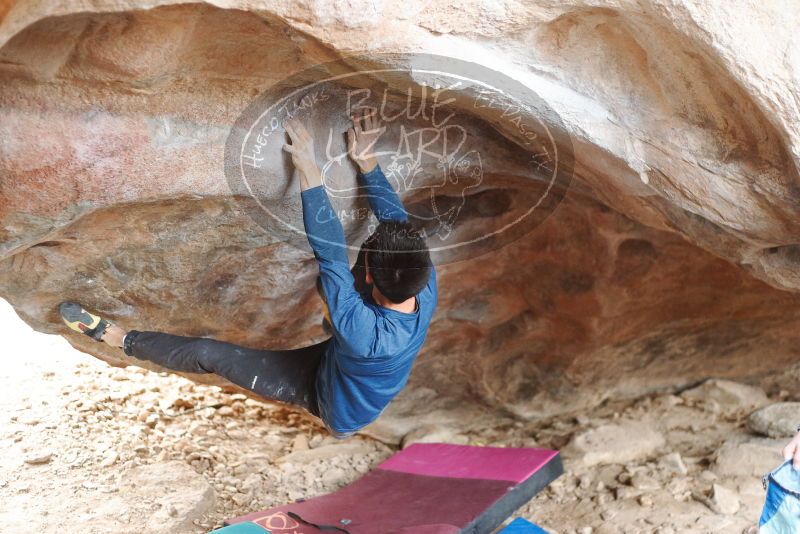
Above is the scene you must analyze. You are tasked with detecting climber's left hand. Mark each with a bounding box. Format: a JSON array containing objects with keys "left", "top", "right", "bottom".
[{"left": 347, "top": 108, "right": 383, "bottom": 174}]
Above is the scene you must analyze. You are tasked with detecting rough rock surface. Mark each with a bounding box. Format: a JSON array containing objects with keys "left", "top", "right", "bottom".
[
  {"left": 565, "top": 420, "right": 665, "bottom": 467},
  {"left": 714, "top": 437, "right": 785, "bottom": 478},
  {"left": 2, "top": 1, "right": 800, "bottom": 424},
  {"left": 748, "top": 402, "right": 800, "bottom": 439},
  {"left": 680, "top": 379, "right": 769, "bottom": 417}
]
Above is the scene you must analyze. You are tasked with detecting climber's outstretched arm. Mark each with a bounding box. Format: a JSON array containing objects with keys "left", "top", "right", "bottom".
[
  {"left": 347, "top": 109, "right": 408, "bottom": 223},
  {"left": 284, "top": 118, "right": 377, "bottom": 354},
  {"left": 283, "top": 118, "right": 347, "bottom": 265}
]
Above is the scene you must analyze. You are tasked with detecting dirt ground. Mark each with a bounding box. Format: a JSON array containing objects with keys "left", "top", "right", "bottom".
[{"left": 0, "top": 299, "right": 791, "bottom": 533}]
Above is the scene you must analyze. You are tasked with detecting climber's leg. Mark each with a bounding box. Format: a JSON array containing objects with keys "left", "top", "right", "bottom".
[
  {"left": 122, "top": 331, "right": 329, "bottom": 415},
  {"left": 101, "top": 323, "right": 126, "bottom": 347},
  {"left": 58, "top": 301, "right": 328, "bottom": 414}
]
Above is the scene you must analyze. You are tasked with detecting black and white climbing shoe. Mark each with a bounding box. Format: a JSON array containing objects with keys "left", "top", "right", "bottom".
[{"left": 58, "top": 301, "right": 112, "bottom": 341}]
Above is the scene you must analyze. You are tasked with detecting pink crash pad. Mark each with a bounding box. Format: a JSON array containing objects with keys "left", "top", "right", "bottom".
[{"left": 226, "top": 443, "right": 563, "bottom": 534}]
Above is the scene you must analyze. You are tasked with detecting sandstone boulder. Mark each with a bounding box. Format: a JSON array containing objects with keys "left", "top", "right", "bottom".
[
  {"left": 1, "top": 0, "right": 800, "bottom": 426},
  {"left": 748, "top": 403, "right": 800, "bottom": 438}
]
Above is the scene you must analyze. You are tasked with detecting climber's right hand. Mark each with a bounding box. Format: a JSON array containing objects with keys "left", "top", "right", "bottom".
[{"left": 284, "top": 118, "right": 322, "bottom": 191}]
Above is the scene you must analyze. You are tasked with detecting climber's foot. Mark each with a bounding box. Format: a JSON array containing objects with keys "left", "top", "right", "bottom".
[{"left": 59, "top": 301, "right": 118, "bottom": 344}]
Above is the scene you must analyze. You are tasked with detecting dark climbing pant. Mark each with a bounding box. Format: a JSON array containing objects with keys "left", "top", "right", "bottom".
[
  {"left": 123, "top": 245, "right": 371, "bottom": 423},
  {"left": 123, "top": 330, "right": 330, "bottom": 417}
]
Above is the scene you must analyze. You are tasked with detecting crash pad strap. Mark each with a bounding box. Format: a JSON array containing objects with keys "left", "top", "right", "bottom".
[{"left": 287, "top": 512, "right": 350, "bottom": 533}]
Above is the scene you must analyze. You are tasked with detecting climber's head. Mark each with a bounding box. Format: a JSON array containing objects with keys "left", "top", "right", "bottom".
[{"left": 363, "top": 221, "right": 431, "bottom": 304}]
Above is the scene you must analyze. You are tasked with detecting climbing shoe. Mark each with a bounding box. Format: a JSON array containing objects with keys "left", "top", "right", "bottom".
[{"left": 58, "top": 301, "right": 112, "bottom": 341}]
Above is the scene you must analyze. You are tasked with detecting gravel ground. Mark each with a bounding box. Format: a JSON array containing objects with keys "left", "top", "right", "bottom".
[{"left": 0, "top": 299, "right": 790, "bottom": 533}]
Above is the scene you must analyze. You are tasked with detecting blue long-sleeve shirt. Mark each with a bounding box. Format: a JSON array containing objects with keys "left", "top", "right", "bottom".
[{"left": 301, "top": 165, "right": 437, "bottom": 434}]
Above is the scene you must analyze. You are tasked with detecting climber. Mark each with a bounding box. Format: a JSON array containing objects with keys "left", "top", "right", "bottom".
[{"left": 59, "top": 109, "right": 437, "bottom": 437}]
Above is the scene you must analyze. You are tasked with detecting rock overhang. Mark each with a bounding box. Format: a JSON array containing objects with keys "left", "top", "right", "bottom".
[{"left": 1, "top": 1, "right": 799, "bottom": 426}]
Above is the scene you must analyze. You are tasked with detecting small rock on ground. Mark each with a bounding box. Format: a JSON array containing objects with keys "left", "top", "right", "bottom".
[
  {"left": 401, "top": 424, "right": 469, "bottom": 448},
  {"left": 709, "top": 484, "right": 741, "bottom": 515},
  {"left": 565, "top": 420, "right": 665, "bottom": 466},
  {"left": 24, "top": 453, "right": 53, "bottom": 465},
  {"left": 658, "top": 452, "right": 688, "bottom": 475}
]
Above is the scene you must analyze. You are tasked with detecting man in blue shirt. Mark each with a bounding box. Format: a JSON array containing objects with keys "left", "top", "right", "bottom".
[{"left": 58, "top": 109, "right": 437, "bottom": 437}]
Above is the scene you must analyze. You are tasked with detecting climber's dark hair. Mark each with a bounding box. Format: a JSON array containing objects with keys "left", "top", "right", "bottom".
[{"left": 364, "top": 220, "right": 431, "bottom": 304}]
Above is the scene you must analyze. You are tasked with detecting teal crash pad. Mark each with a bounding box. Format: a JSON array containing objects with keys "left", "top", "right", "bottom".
[{"left": 211, "top": 521, "right": 271, "bottom": 533}]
